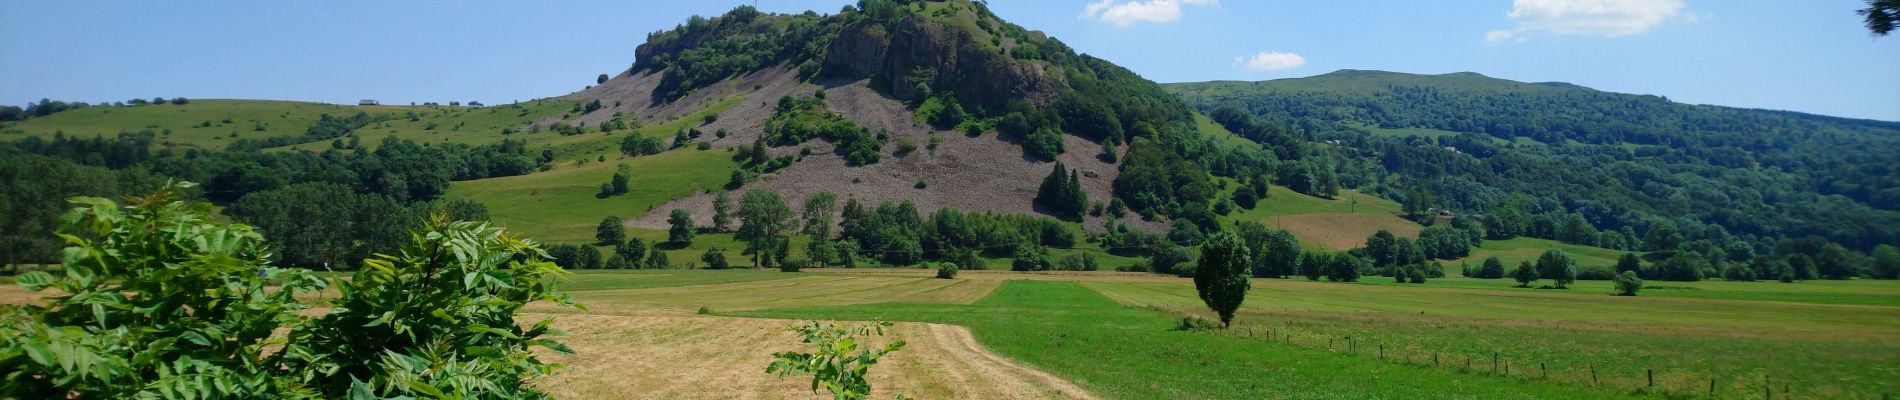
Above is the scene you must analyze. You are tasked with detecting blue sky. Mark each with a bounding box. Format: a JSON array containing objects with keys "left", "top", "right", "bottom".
[{"left": 3, "top": 0, "right": 1895, "bottom": 120}]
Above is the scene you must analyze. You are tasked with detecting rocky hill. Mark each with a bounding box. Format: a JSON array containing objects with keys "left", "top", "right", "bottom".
[{"left": 554, "top": 0, "right": 1218, "bottom": 233}]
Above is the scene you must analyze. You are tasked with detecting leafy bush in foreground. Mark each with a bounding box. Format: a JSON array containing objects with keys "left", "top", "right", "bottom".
[
  {"left": 767, "top": 320, "right": 908, "bottom": 400},
  {"left": 0, "top": 182, "right": 580, "bottom": 399}
]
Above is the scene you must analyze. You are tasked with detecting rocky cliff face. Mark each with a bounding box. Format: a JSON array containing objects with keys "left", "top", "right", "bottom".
[{"left": 825, "top": 18, "right": 1064, "bottom": 111}]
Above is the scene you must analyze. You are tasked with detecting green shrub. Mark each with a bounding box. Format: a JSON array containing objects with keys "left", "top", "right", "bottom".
[
  {"left": 702, "top": 247, "right": 731, "bottom": 269},
  {"left": 1174, "top": 315, "right": 1222, "bottom": 331},
  {"left": 768, "top": 321, "right": 906, "bottom": 400},
  {"left": 936, "top": 264, "right": 959, "bottom": 279},
  {"left": 1614, "top": 271, "right": 1644, "bottom": 296}
]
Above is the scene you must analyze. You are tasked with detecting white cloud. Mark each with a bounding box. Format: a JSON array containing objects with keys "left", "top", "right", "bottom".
[
  {"left": 1234, "top": 51, "right": 1306, "bottom": 71},
  {"left": 1487, "top": 0, "right": 1688, "bottom": 42},
  {"left": 1081, "top": 0, "right": 1218, "bottom": 27}
]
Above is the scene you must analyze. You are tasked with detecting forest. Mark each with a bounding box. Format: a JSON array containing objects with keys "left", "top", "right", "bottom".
[{"left": 1169, "top": 71, "right": 1900, "bottom": 278}]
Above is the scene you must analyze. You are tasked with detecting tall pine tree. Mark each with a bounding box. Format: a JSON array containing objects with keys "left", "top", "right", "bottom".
[{"left": 1035, "top": 162, "right": 1087, "bottom": 221}]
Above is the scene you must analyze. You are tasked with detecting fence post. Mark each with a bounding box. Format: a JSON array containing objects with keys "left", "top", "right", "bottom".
[
  {"left": 1329, "top": 338, "right": 1334, "bottom": 350},
  {"left": 1764, "top": 375, "right": 1770, "bottom": 400},
  {"left": 1540, "top": 362, "right": 1547, "bottom": 379},
  {"left": 1505, "top": 362, "right": 1510, "bottom": 375},
  {"left": 1647, "top": 369, "right": 1654, "bottom": 388},
  {"left": 1590, "top": 364, "right": 1598, "bottom": 386},
  {"left": 1434, "top": 352, "right": 1439, "bottom": 367},
  {"left": 1379, "top": 344, "right": 1384, "bottom": 359},
  {"left": 1349, "top": 337, "right": 1355, "bottom": 355},
  {"left": 1708, "top": 377, "right": 1715, "bottom": 398},
  {"left": 1492, "top": 351, "right": 1499, "bottom": 373}
]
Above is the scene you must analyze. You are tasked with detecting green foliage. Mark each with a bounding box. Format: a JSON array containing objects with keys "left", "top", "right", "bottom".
[
  {"left": 1614, "top": 253, "right": 1643, "bottom": 276},
  {"left": 615, "top": 237, "right": 650, "bottom": 269},
  {"left": 1476, "top": 256, "right": 1507, "bottom": 279},
  {"left": 668, "top": 209, "right": 697, "bottom": 245},
  {"left": 1114, "top": 138, "right": 1214, "bottom": 218},
  {"left": 935, "top": 264, "right": 958, "bottom": 279},
  {"left": 227, "top": 182, "right": 421, "bottom": 269},
  {"left": 738, "top": 190, "right": 797, "bottom": 268},
  {"left": 712, "top": 190, "right": 734, "bottom": 232},
  {"left": 764, "top": 95, "right": 885, "bottom": 165},
  {"left": 1194, "top": 232, "right": 1252, "bottom": 327},
  {"left": 1613, "top": 271, "right": 1644, "bottom": 296},
  {"left": 766, "top": 320, "right": 907, "bottom": 400},
  {"left": 1418, "top": 224, "right": 1473, "bottom": 260},
  {"left": 0, "top": 182, "right": 327, "bottom": 397},
  {"left": 280, "top": 214, "right": 580, "bottom": 398},
  {"left": 1535, "top": 249, "right": 1578, "bottom": 288},
  {"left": 596, "top": 215, "right": 626, "bottom": 245},
  {"left": 1149, "top": 244, "right": 1193, "bottom": 276},
  {"left": 0, "top": 154, "right": 162, "bottom": 267},
  {"left": 1873, "top": 244, "right": 1900, "bottom": 280},
  {"left": 0, "top": 183, "right": 578, "bottom": 399},
  {"left": 1010, "top": 245, "right": 1049, "bottom": 272},
  {"left": 1512, "top": 261, "right": 1539, "bottom": 287},
  {"left": 1654, "top": 251, "right": 1706, "bottom": 282},
  {"left": 620, "top": 134, "right": 665, "bottom": 157},
  {"left": 1055, "top": 253, "right": 1099, "bottom": 271},
  {"left": 1021, "top": 126, "right": 1064, "bottom": 161},
  {"left": 1033, "top": 162, "right": 1087, "bottom": 221},
  {"left": 702, "top": 247, "right": 731, "bottom": 269},
  {"left": 634, "top": 6, "right": 836, "bottom": 100},
  {"left": 1174, "top": 71, "right": 1900, "bottom": 258}
]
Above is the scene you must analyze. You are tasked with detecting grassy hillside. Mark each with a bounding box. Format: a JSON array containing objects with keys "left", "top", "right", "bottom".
[
  {"left": 447, "top": 148, "right": 738, "bottom": 243},
  {"left": 0, "top": 99, "right": 584, "bottom": 151},
  {"left": 1447, "top": 236, "right": 1632, "bottom": 275}
]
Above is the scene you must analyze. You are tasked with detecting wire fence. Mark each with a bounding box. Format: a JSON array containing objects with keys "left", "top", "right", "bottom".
[{"left": 1188, "top": 322, "right": 1892, "bottom": 400}]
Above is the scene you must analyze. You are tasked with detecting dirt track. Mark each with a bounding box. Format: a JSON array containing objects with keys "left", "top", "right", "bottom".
[{"left": 534, "top": 312, "right": 1096, "bottom": 400}]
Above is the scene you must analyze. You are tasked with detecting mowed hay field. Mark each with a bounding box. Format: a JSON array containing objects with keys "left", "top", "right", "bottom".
[
  {"left": 1270, "top": 212, "right": 1421, "bottom": 251},
  {"left": 527, "top": 271, "right": 1088, "bottom": 399},
  {"left": 1213, "top": 179, "right": 1421, "bottom": 252}
]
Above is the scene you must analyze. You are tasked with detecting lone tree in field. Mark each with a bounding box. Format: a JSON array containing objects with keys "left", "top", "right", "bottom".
[
  {"left": 1512, "top": 261, "right": 1539, "bottom": 287},
  {"left": 667, "top": 209, "right": 696, "bottom": 245},
  {"left": 1536, "top": 249, "right": 1577, "bottom": 288},
  {"left": 1194, "top": 232, "right": 1253, "bottom": 328},
  {"left": 1613, "top": 271, "right": 1644, "bottom": 296},
  {"left": 596, "top": 215, "right": 626, "bottom": 245}
]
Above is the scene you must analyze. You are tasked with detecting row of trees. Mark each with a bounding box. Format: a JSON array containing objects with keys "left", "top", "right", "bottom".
[
  {"left": 2, "top": 129, "right": 548, "bottom": 269},
  {"left": 1034, "top": 162, "right": 1089, "bottom": 221}
]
